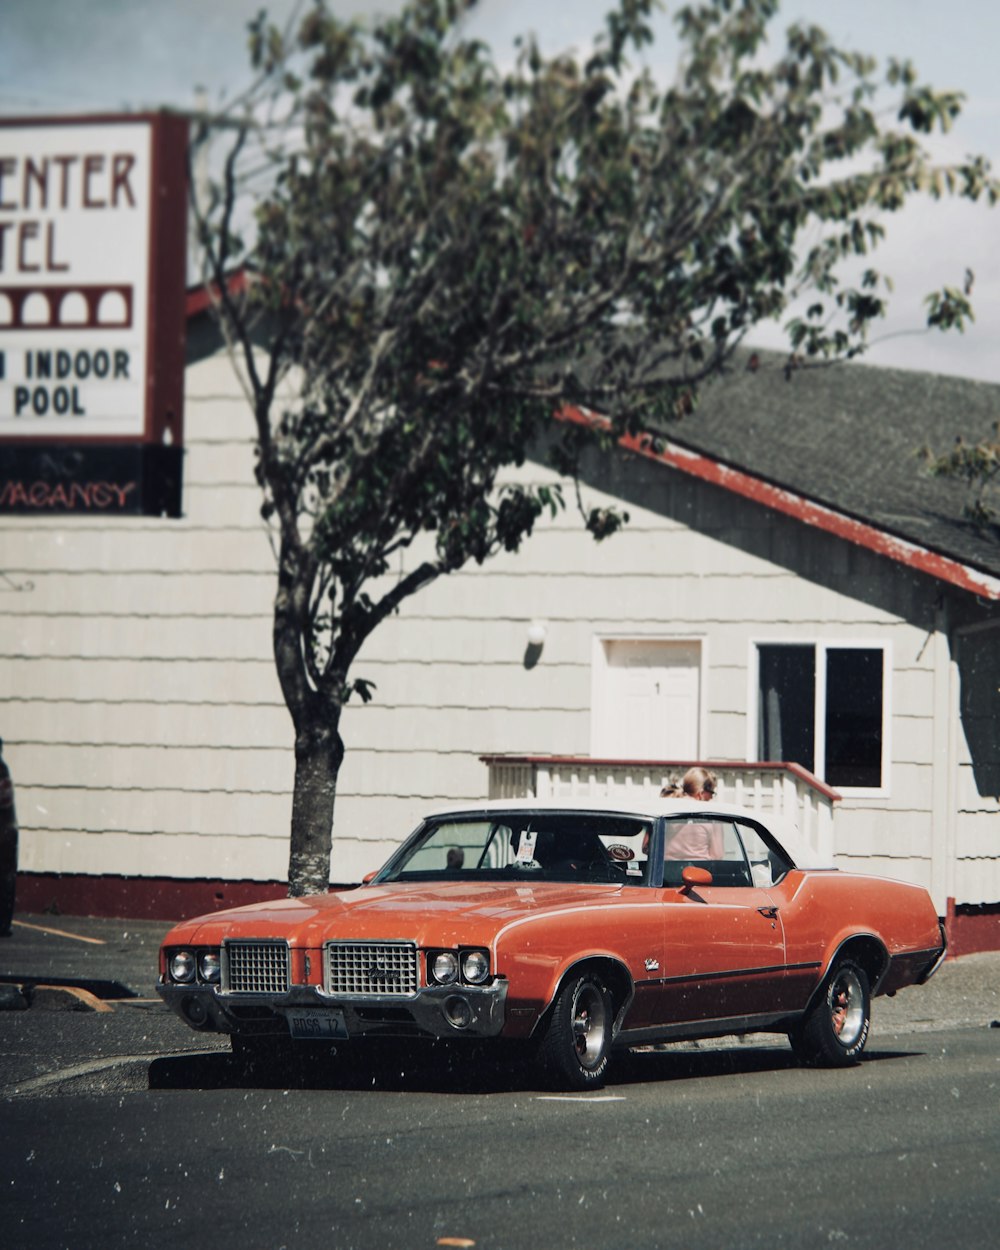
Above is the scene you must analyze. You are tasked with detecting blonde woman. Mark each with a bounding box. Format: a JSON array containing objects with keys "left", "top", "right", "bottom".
[{"left": 664, "top": 767, "right": 722, "bottom": 860}]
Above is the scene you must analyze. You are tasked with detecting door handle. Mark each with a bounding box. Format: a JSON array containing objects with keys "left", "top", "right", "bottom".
[{"left": 757, "top": 905, "right": 778, "bottom": 919}]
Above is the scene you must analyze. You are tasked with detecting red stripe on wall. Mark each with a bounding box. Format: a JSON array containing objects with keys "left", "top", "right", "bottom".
[{"left": 15, "top": 872, "right": 347, "bottom": 923}]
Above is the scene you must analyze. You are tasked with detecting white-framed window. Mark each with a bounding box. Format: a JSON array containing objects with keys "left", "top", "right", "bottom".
[{"left": 751, "top": 640, "right": 891, "bottom": 796}]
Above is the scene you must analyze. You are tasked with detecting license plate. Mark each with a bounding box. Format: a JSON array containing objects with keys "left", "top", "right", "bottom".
[{"left": 284, "top": 1009, "right": 348, "bottom": 1040}]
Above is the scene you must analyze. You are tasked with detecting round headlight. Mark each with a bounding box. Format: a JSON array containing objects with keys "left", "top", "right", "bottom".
[
  {"left": 169, "top": 950, "right": 195, "bottom": 983},
  {"left": 430, "top": 951, "right": 459, "bottom": 984},
  {"left": 461, "top": 950, "right": 490, "bottom": 984},
  {"left": 198, "top": 951, "right": 221, "bottom": 984}
]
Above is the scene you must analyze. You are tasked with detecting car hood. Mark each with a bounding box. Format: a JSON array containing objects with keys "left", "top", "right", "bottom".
[{"left": 165, "top": 881, "right": 633, "bottom": 949}]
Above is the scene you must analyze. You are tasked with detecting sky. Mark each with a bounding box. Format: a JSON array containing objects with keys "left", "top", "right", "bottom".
[{"left": 2, "top": 0, "right": 999, "bottom": 385}]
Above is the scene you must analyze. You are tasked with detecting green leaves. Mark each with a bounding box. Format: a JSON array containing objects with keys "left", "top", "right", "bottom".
[
  {"left": 898, "top": 85, "right": 964, "bottom": 135},
  {"left": 925, "top": 286, "right": 975, "bottom": 333},
  {"left": 922, "top": 426, "right": 1000, "bottom": 531},
  {"left": 202, "top": 0, "right": 1000, "bottom": 708}
]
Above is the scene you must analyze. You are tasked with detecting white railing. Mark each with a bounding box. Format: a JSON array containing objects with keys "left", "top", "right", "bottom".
[{"left": 480, "top": 755, "right": 839, "bottom": 863}]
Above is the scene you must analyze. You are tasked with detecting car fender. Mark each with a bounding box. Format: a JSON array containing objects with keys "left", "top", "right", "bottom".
[
  {"left": 810, "top": 931, "right": 890, "bottom": 1005},
  {"left": 523, "top": 953, "right": 637, "bottom": 1040},
  {"left": 492, "top": 910, "right": 641, "bottom": 1040}
]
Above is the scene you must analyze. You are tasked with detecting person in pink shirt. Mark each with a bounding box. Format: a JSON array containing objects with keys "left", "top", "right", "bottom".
[{"left": 664, "top": 767, "right": 723, "bottom": 861}]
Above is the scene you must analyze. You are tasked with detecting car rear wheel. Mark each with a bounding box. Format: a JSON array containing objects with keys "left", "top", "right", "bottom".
[
  {"left": 789, "top": 959, "right": 871, "bottom": 1067},
  {"left": 537, "top": 973, "right": 613, "bottom": 1090}
]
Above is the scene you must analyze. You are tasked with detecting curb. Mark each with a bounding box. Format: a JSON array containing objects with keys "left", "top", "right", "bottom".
[
  {"left": 0, "top": 982, "right": 114, "bottom": 1013},
  {"left": 0, "top": 982, "right": 28, "bottom": 1011}
]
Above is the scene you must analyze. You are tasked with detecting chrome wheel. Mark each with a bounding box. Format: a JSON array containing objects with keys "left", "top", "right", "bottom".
[
  {"left": 829, "top": 967, "right": 866, "bottom": 1047},
  {"left": 571, "top": 981, "right": 609, "bottom": 1070},
  {"left": 537, "top": 972, "right": 613, "bottom": 1089},
  {"left": 789, "top": 957, "right": 871, "bottom": 1067}
]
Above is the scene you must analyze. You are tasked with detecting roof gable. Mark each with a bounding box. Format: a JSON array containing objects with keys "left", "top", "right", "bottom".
[{"left": 563, "top": 350, "right": 1000, "bottom": 599}]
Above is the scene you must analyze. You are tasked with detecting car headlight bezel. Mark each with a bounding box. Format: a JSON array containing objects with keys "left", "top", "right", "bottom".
[
  {"left": 169, "top": 949, "right": 196, "bottom": 983},
  {"left": 461, "top": 949, "right": 490, "bottom": 984},
  {"left": 428, "top": 948, "right": 491, "bottom": 986},
  {"left": 198, "top": 950, "right": 221, "bottom": 984},
  {"left": 429, "top": 951, "right": 460, "bottom": 985}
]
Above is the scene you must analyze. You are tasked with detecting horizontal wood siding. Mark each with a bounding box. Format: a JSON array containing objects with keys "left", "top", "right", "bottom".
[
  {"left": 1, "top": 353, "right": 293, "bottom": 882},
  {"left": 1, "top": 349, "right": 997, "bottom": 909}
]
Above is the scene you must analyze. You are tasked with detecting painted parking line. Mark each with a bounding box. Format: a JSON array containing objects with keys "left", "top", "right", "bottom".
[
  {"left": 534, "top": 1094, "right": 626, "bottom": 1103},
  {"left": 12, "top": 919, "right": 106, "bottom": 945}
]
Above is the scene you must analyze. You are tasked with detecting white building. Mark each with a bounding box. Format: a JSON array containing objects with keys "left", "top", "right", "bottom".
[{"left": 3, "top": 303, "right": 998, "bottom": 952}]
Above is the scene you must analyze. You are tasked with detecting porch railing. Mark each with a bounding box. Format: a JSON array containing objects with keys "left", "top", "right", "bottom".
[{"left": 480, "top": 755, "right": 839, "bottom": 863}]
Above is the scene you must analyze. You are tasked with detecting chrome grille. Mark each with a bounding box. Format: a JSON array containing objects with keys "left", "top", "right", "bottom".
[
  {"left": 325, "top": 942, "right": 419, "bottom": 997},
  {"left": 224, "top": 941, "right": 289, "bottom": 994}
]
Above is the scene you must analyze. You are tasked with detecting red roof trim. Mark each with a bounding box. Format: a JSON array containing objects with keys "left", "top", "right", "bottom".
[
  {"left": 185, "top": 271, "right": 248, "bottom": 318},
  {"left": 480, "top": 755, "right": 841, "bottom": 803},
  {"left": 558, "top": 406, "right": 1000, "bottom": 602}
]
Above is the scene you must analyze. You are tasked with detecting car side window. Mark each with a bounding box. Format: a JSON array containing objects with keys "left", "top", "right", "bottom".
[
  {"left": 735, "top": 823, "right": 793, "bottom": 887},
  {"left": 662, "top": 817, "right": 753, "bottom": 887}
]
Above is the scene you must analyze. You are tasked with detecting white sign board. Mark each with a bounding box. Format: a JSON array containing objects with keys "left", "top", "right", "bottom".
[{"left": 0, "top": 121, "right": 153, "bottom": 438}]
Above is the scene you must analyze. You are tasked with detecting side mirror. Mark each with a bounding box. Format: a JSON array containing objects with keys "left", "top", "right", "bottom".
[
  {"left": 362, "top": 870, "right": 378, "bottom": 885},
  {"left": 681, "top": 865, "right": 713, "bottom": 890}
]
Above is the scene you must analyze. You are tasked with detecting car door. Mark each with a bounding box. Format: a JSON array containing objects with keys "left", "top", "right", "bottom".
[{"left": 654, "top": 816, "right": 792, "bottom": 1027}]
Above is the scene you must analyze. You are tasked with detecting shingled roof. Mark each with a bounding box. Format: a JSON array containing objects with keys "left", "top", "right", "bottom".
[{"left": 615, "top": 349, "right": 1000, "bottom": 595}]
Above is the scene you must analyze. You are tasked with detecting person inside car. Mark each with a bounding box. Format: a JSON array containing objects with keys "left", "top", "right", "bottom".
[{"left": 663, "top": 767, "right": 723, "bottom": 861}]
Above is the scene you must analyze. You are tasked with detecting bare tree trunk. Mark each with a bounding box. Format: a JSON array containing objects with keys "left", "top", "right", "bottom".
[{"left": 287, "top": 714, "right": 345, "bottom": 896}]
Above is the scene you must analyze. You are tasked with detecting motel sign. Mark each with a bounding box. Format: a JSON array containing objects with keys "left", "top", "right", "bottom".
[{"left": 0, "top": 114, "right": 187, "bottom": 515}]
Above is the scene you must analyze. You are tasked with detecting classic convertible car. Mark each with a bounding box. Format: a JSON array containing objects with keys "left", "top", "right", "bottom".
[{"left": 158, "top": 798, "right": 946, "bottom": 1089}]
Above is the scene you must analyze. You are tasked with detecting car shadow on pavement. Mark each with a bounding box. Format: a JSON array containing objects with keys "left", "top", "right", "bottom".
[
  {"left": 148, "top": 1042, "right": 544, "bottom": 1094},
  {"left": 146, "top": 1038, "right": 922, "bottom": 1095},
  {"left": 613, "top": 1042, "right": 919, "bottom": 1087}
]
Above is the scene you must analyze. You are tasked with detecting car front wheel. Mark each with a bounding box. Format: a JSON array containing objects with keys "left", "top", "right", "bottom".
[
  {"left": 789, "top": 959, "right": 871, "bottom": 1067},
  {"left": 537, "top": 973, "right": 613, "bottom": 1090}
]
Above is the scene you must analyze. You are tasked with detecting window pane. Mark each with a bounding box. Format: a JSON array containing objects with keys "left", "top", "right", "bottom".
[
  {"left": 662, "top": 818, "right": 752, "bottom": 887},
  {"left": 825, "top": 649, "right": 883, "bottom": 787},
  {"left": 735, "top": 823, "right": 793, "bottom": 887},
  {"left": 757, "top": 645, "right": 815, "bottom": 771}
]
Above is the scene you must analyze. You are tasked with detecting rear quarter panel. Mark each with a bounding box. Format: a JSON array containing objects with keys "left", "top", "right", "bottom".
[{"left": 774, "top": 869, "right": 942, "bottom": 998}]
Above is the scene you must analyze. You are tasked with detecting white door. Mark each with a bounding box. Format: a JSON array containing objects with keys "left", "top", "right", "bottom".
[{"left": 592, "top": 639, "right": 701, "bottom": 758}]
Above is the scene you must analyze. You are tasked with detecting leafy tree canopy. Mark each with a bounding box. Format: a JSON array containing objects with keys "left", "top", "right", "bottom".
[{"left": 193, "top": 0, "right": 997, "bottom": 894}]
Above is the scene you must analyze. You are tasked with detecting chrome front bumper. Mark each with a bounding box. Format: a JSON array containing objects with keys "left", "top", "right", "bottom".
[{"left": 157, "top": 978, "right": 508, "bottom": 1041}]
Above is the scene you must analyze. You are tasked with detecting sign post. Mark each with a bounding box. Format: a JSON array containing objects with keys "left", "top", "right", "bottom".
[{"left": 0, "top": 113, "right": 187, "bottom": 516}]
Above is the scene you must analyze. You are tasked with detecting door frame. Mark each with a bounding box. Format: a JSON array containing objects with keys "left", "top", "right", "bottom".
[{"left": 590, "top": 633, "right": 708, "bottom": 759}]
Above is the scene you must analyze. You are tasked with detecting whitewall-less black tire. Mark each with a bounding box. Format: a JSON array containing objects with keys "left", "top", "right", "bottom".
[
  {"left": 537, "top": 973, "right": 613, "bottom": 1090},
  {"left": 789, "top": 959, "right": 871, "bottom": 1067}
]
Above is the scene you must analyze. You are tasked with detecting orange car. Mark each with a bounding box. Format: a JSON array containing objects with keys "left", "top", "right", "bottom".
[{"left": 157, "top": 799, "right": 946, "bottom": 1090}]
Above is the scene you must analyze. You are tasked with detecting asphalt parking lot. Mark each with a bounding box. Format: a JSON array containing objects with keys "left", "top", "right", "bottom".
[{"left": 2, "top": 912, "right": 999, "bottom": 1250}]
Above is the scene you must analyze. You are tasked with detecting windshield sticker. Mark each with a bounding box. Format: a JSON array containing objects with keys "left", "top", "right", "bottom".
[
  {"left": 607, "top": 844, "right": 635, "bottom": 862},
  {"left": 515, "top": 830, "right": 538, "bottom": 863}
]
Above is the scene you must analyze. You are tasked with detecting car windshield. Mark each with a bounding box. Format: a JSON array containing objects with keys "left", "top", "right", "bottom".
[{"left": 380, "top": 812, "right": 652, "bottom": 885}]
